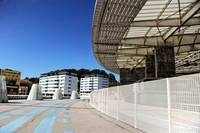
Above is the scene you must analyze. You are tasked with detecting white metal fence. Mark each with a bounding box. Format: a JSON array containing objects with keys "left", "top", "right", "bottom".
[{"left": 90, "top": 73, "right": 200, "bottom": 133}]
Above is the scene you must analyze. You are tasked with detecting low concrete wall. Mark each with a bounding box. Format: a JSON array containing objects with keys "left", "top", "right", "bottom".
[{"left": 0, "top": 76, "right": 8, "bottom": 103}]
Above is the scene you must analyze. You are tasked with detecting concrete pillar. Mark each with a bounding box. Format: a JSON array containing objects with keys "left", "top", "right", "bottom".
[
  {"left": 155, "top": 46, "right": 175, "bottom": 78},
  {"left": 120, "top": 68, "right": 133, "bottom": 85},
  {"left": 53, "top": 88, "right": 63, "bottom": 100},
  {"left": 0, "top": 76, "right": 8, "bottom": 103},
  {"left": 120, "top": 46, "right": 175, "bottom": 85},
  {"left": 145, "top": 46, "right": 175, "bottom": 79},
  {"left": 70, "top": 90, "right": 78, "bottom": 99},
  {"left": 145, "top": 55, "right": 155, "bottom": 79},
  {"left": 120, "top": 68, "right": 145, "bottom": 85},
  {"left": 27, "top": 84, "right": 43, "bottom": 100}
]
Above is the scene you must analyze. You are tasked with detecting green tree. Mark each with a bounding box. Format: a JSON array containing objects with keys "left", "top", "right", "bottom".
[{"left": 29, "top": 77, "right": 39, "bottom": 84}]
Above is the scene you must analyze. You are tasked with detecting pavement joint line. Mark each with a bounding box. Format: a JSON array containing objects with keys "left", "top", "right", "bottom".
[
  {"left": 8, "top": 100, "right": 32, "bottom": 103},
  {"left": 0, "top": 100, "right": 77, "bottom": 133},
  {"left": 0, "top": 102, "right": 60, "bottom": 121},
  {"left": 64, "top": 131, "right": 75, "bottom": 133},
  {"left": 0, "top": 107, "right": 47, "bottom": 133},
  {"left": 0, "top": 101, "right": 66, "bottom": 133},
  {"left": 0, "top": 107, "right": 35, "bottom": 121},
  {"left": 0, "top": 101, "right": 61, "bottom": 115}
]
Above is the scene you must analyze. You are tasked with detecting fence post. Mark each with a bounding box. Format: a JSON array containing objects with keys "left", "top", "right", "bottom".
[
  {"left": 134, "top": 83, "right": 137, "bottom": 128},
  {"left": 167, "top": 78, "right": 171, "bottom": 133},
  {"left": 89, "top": 92, "right": 91, "bottom": 105},
  {"left": 117, "top": 85, "right": 119, "bottom": 120},
  {"left": 106, "top": 88, "right": 108, "bottom": 115},
  {"left": 101, "top": 89, "right": 104, "bottom": 112},
  {"left": 103, "top": 90, "right": 105, "bottom": 113},
  {"left": 98, "top": 91, "right": 100, "bottom": 110}
]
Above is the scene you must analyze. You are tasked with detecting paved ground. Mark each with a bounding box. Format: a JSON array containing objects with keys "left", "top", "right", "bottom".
[{"left": 0, "top": 99, "right": 144, "bottom": 133}]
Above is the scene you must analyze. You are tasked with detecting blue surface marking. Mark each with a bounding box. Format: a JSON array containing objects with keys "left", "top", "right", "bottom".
[
  {"left": 63, "top": 118, "right": 71, "bottom": 124},
  {"left": 34, "top": 107, "right": 61, "bottom": 133},
  {"left": 0, "top": 100, "right": 76, "bottom": 133},
  {"left": 0, "top": 102, "right": 63, "bottom": 121},
  {"left": 8, "top": 100, "right": 32, "bottom": 103},
  {"left": 36, "top": 104, "right": 55, "bottom": 107},
  {"left": 34, "top": 102, "right": 71, "bottom": 133},
  {"left": 64, "top": 131, "right": 75, "bottom": 133},
  {"left": 65, "top": 112, "right": 69, "bottom": 115},
  {"left": 0, "top": 108, "right": 46, "bottom": 133},
  {"left": 0, "top": 107, "right": 35, "bottom": 121}
]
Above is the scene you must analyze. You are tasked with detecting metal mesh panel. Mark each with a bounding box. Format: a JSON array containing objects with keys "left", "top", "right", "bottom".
[
  {"left": 101, "top": 89, "right": 107, "bottom": 113},
  {"left": 107, "top": 86, "right": 118, "bottom": 119},
  {"left": 118, "top": 84, "right": 136, "bottom": 126},
  {"left": 137, "top": 79, "right": 169, "bottom": 133},
  {"left": 97, "top": 90, "right": 102, "bottom": 111},
  {"left": 97, "top": 89, "right": 107, "bottom": 113},
  {"left": 90, "top": 90, "right": 97, "bottom": 108},
  {"left": 169, "top": 74, "right": 200, "bottom": 133},
  {"left": 90, "top": 73, "right": 200, "bottom": 133}
]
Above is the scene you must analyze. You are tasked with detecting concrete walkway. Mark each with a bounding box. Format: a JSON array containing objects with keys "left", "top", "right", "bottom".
[
  {"left": 61, "top": 101, "right": 144, "bottom": 133},
  {"left": 0, "top": 100, "right": 144, "bottom": 133}
]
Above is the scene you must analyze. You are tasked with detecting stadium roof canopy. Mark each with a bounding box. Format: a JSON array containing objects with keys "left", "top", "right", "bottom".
[{"left": 92, "top": 0, "right": 200, "bottom": 74}]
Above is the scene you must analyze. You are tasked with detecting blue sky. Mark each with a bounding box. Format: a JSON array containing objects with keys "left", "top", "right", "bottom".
[{"left": 0, "top": 0, "right": 119, "bottom": 80}]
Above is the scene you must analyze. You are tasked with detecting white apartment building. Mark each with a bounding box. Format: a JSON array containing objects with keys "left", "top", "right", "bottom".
[
  {"left": 80, "top": 76, "right": 108, "bottom": 99},
  {"left": 39, "top": 73, "right": 78, "bottom": 97}
]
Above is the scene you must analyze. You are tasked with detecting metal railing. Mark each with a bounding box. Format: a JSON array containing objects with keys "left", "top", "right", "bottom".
[{"left": 90, "top": 73, "right": 200, "bottom": 133}]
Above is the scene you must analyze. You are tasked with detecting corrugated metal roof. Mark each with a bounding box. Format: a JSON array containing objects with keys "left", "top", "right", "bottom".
[{"left": 92, "top": 0, "right": 200, "bottom": 74}]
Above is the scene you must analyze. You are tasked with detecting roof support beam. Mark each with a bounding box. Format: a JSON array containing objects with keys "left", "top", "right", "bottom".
[
  {"left": 130, "top": 58, "right": 145, "bottom": 70},
  {"left": 174, "top": 43, "right": 200, "bottom": 53},
  {"left": 117, "top": 47, "right": 154, "bottom": 55},
  {"left": 121, "top": 34, "right": 200, "bottom": 46},
  {"left": 122, "top": 36, "right": 164, "bottom": 46},
  {"left": 130, "top": 17, "right": 200, "bottom": 27},
  {"left": 163, "top": 1, "right": 200, "bottom": 40},
  {"left": 96, "top": 51, "right": 153, "bottom": 56},
  {"left": 95, "top": 51, "right": 116, "bottom": 55},
  {"left": 117, "top": 63, "right": 145, "bottom": 69},
  {"left": 116, "top": 60, "right": 144, "bottom": 64},
  {"left": 117, "top": 62, "right": 145, "bottom": 67},
  {"left": 116, "top": 55, "right": 144, "bottom": 60}
]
